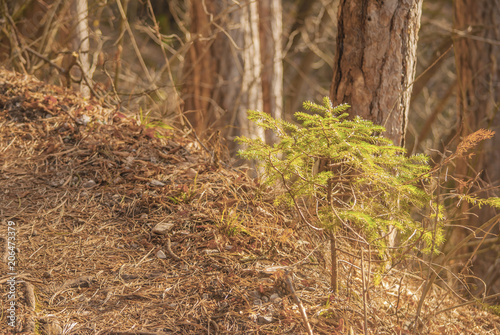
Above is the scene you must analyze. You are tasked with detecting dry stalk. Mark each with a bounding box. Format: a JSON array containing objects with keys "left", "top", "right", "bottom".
[
  {"left": 395, "top": 273, "right": 405, "bottom": 325},
  {"left": 25, "top": 46, "right": 65, "bottom": 74},
  {"left": 114, "top": 0, "right": 129, "bottom": 92},
  {"left": 436, "top": 292, "right": 500, "bottom": 316},
  {"left": 1, "top": 1, "right": 29, "bottom": 72},
  {"left": 361, "top": 249, "right": 368, "bottom": 335},
  {"left": 330, "top": 230, "right": 338, "bottom": 293},
  {"left": 285, "top": 271, "right": 314, "bottom": 335},
  {"left": 115, "top": 0, "right": 154, "bottom": 85},
  {"left": 415, "top": 212, "right": 500, "bottom": 329},
  {"left": 146, "top": 0, "right": 184, "bottom": 121}
]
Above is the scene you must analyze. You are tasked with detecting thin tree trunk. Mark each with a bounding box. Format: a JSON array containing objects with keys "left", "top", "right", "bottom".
[
  {"left": 330, "top": 231, "right": 338, "bottom": 293},
  {"left": 237, "top": 0, "right": 264, "bottom": 141},
  {"left": 74, "top": 0, "right": 91, "bottom": 98},
  {"left": 258, "top": 0, "right": 283, "bottom": 143},
  {"left": 182, "top": 0, "right": 217, "bottom": 136}
]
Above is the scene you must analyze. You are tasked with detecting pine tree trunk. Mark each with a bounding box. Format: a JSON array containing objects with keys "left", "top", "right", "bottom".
[{"left": 330, "top": 0, "right": 423, "bottom": 147}]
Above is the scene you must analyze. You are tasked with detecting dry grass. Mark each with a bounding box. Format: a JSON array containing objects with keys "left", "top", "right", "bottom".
[{"left": 0, "top": 68, "right": 499, "bottom": 334}]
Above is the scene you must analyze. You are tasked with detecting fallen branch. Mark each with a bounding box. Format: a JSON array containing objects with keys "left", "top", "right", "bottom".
[{"left": 166, "top": 237, "right": 182, "bottom": 261}]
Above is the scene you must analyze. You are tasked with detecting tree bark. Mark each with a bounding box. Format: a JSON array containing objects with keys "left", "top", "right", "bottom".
[{"left": 330, "top": 0, "right": 423, "bottom": 147}]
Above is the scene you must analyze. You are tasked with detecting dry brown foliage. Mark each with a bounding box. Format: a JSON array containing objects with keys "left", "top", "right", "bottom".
[{"left": 456, "top": 129, "right": 495, "bottom": 159}]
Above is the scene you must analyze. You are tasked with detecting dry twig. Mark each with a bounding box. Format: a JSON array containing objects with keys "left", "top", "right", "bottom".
[{"left": 284, "top": 271, "right": 314, "bottom": 335}]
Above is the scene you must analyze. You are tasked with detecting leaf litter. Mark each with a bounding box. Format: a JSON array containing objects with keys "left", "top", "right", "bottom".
[{"left": 0, "top": 68, "right": 499, "bottom": 334}]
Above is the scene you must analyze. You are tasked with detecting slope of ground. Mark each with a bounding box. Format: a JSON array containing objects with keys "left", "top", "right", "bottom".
[{"left": 0, "top": 68, "right": 499, "bottom": 334}]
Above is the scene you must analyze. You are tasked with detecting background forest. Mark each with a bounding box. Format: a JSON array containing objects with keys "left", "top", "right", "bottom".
[{"left": 1, "top": 0, "right": 500, "bottom": 333}]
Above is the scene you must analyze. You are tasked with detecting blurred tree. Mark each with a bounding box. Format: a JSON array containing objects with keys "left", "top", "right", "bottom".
[
  {"left": 283, "top": 0, "right": 333, "bottom": 119},
  {"left": 453, "top": 0, "right": 500, "bottom": 295},
  {"left": 74, "top": 0, "right": 91, "bottom": 97},
  {"left": 330, "top": 0, "right": 423, "bottom": 147},
  {"left": 181, "top": 0, "right": 218, "bottom": 135},
  {"left": 258, "top": 0, "right": 283, "bottom": 144},
  {"left": 182, "top": 0, "right": 282, "bottom": 146}
]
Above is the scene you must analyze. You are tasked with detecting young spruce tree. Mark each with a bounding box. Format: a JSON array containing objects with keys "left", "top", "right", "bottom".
[{"left": 237, "top": 97, "right": 442, "bottom": 291}]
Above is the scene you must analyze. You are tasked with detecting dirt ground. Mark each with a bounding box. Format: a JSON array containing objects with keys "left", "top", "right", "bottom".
[{"left": 1, "top": 68, "right": 499, "bottom": 334}]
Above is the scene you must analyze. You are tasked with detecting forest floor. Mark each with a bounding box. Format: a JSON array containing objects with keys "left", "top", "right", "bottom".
[{"left": 0, "top": 68, "right": 499, "bottom": 335}]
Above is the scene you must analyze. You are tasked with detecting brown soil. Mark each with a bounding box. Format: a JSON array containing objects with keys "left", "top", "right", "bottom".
[{"left": 0, "top": 68, "right": 499, "bottom": 334}]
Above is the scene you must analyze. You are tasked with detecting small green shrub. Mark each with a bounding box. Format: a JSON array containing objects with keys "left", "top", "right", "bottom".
[
  {"left": 237, "top": 97, "right": 443, "bottom": 290},
  {"left": 137, "top": 107, "right": 173, "bottom": 138}
]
